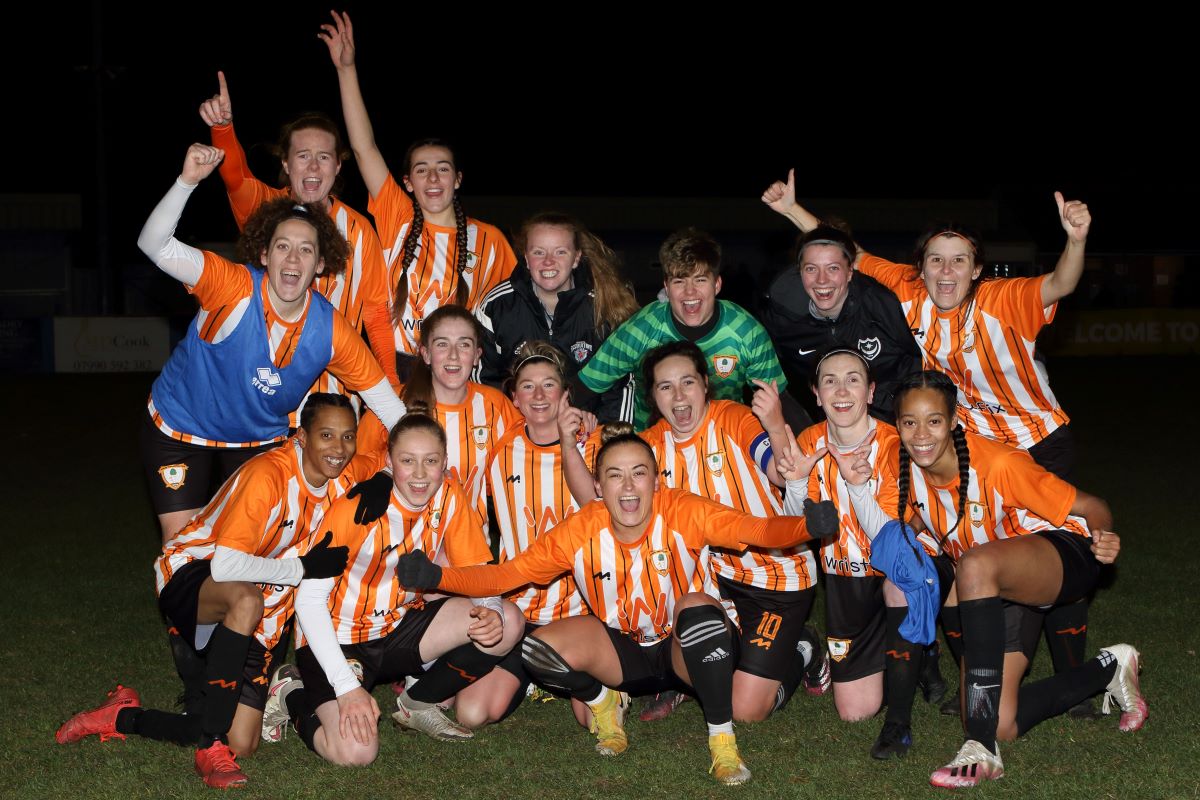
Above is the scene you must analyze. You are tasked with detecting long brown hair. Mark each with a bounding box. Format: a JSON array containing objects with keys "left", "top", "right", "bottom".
[
  {"left": 515, "top": 212, "right": 638, "bottom": 332},
  {"left": 402, "top": 305, "right": 484, "bottom": 411}
]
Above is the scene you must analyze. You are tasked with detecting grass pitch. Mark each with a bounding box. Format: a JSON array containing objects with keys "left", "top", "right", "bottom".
[{"left": 2, "top": 360, "right": 1197, "bottom": 799}]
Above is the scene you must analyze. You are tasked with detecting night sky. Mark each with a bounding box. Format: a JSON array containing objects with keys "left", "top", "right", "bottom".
[{"left": 12, "top": 5, "right": 1196, "bottom": 268}]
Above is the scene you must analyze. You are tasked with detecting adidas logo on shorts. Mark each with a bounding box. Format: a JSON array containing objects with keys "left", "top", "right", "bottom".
[{"left": 703, "top": 648, "right": 730, "bottom": 663}]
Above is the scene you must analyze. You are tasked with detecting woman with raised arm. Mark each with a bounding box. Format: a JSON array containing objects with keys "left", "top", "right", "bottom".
[
  {"left": 137, "top": 144, "right": 404, "bottom": 543},
  {"left": 395, "top": 429, "right": 840, "bottom": 786},
  {"left": 763, "top": 169, "right": 1100, "bottom": 712},
  {"left": 320, "top": 10, "right": 516, "bottom": 377},
  {"left": 199, "top": 72, "right": 397, "bottom": 390}
]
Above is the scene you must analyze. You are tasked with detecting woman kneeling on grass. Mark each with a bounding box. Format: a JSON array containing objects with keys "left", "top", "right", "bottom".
[
  {"left": 56, "top": 394, "right": 386, "bottom": 789},
  {"left": 394, "top": 428, "right": 840, "bottom": 785},
  {"left": 887, "top": 371, "right": 1145, "bottom": 788},
  {"left": 262, "top": 410, "right": 525, "bottom": 764}
]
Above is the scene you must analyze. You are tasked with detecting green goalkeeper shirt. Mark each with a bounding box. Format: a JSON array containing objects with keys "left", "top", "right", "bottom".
[{"left": 578, "top": 299, "right": 787, "bottom": 428}]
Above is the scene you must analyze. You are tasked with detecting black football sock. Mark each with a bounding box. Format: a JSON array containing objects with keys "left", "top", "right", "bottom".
[
  {"left": 407, "top": 643, "right": 504, "bottom": 704},
  {"left": 286, "top": 688, "right": 323, "bottom": 752},
  {"left": 168, "top": 629, "right": 207, "bottom": 716},
  {"left": 115, "top": 707, "right": 203, "bottom": 746},
  {"left": 199, "top": 625, "right": 251, "bottom": 746},
  {"left": 1016, "top": 650, "right": 1117, "bottom": 736},
  {"left": 959, "top": 597, "right": 1005, "bottom": 754},
  {"left": 883, "top": 607, "right": 923, "bottom": 727},
  {"left": 942, "top": 606, "right": 964, "bottom": 663},
  {"left": 521, "top": 636, "right": 603, "bottom": 701},
  {"left": 1042, "top": 599, "right": 1089, "bottom": 673},
  {"left": 676, "top": 605, "right": 735, "bottom": 725}
]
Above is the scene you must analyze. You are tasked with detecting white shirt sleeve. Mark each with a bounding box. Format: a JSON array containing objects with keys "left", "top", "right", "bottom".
[
  {"left": 210, "top": 545, "right": 304, "bottom": 586},
  {"left": 137, "top": 177, "right": 205, "bottom": 286},
  {"left": 846, "top": 480, "right": 892, "bottom": 539},
  {"left": 295, "top": 577, "right": 361, "bottom": 698},
  {"left": 783, "top": 479, "right": 809, "bottom": 516},
  {"left": 360, "top": 379, "right": 407, "bottom": 430}
]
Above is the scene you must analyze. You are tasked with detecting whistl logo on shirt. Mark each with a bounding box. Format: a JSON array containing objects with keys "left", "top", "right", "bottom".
[{"left": 252, "top": 367, "right": 282, "bottom": 396}]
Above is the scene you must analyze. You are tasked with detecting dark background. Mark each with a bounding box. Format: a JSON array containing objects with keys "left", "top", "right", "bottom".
[{"left": 9, "top": 4, "right": 1197, "bottom": 281}]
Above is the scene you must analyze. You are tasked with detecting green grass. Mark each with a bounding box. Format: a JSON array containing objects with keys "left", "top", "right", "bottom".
[{"left": 2, "top": 362, "right": 1198, "bottom": 799}]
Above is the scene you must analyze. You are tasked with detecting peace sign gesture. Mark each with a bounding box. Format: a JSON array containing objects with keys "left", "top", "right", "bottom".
[
  {"left": 827, "top": 428, "right": 876, "bottom": 487},
  {"left": 775, "top": 424, "right": 826, "bottom": 482},
  {"left": 1055, "top": 191, "right": 1091, "bottom": 244},
  {"left": 198, "top": 71, "right": 232, "bottom": 128}
]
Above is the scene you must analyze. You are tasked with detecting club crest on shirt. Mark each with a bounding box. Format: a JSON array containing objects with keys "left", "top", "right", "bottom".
[
  {"left": 711, "top": 354, "right": 738, "bottom": 378},
  {"left": 159, "top": 463, "right": 188, "bottom": 490},
  {"left": 706, "top": 451, "right": 725, "bottom": 476},
  {"left": 570, "top": 340, "right": 593, "bottom": 363},
  {"left": 650, "top": 549, "right": 671, "bottom": 576},
  {"left": 827, "top": 637, "right": 851, "bottom": 662},
  {"left": 429, "top": 509, "right": 442, "bottom": 530},
  {"left": 857, "top": 337, "right": 881, "bottom": 360},
  {"left": 962, "top": 329, "right": 976, "bottom": 354},
  {"left": 473, "top": 426, "right": 490, "bottom": 446},
  {"left": 252, "top": 367, "right": 281, "bottom": 396},
  {"left": 463, "top": 251, "right": 478, "bottom": 274},
  {"left": 968, "top": 501, "right": 985, "bottom": 524}
]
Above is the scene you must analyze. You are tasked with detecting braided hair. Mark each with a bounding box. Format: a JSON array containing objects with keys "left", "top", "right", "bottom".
[
  {"left": 392, "top": 139, "right": 470, "bottom": 324},
  {"left": 894, "top": 370, "right": 971, "bottom": 556}
]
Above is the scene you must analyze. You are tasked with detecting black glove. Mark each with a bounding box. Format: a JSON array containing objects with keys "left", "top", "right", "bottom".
[
  {"left": 347, "top": 470, "right": 393, "bottom": 525},
  {"left": 397, "top": 549, "right": 442, "bottom": 592},
  {"left": 803, "top": 499, "right": 840, "bottom": 540},
  {"left": 300, "top": 532, "right": 350, "bottom": 579}
]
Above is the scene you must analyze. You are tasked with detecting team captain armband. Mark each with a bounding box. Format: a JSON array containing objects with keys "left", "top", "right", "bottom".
[{"left": 750, "top": 431, "right": 773, "bottom": 475}]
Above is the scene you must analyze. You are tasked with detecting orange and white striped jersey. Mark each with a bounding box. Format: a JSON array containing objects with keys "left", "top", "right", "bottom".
[
  {"left": 146, "top": 254, "right": 387, "bottom": 448},
  {"left": 442, "top": 488, "right": 795, "bottom": 645},
  {"left": 641, "top": 400, "right": 817, "bottom": 592},
  {"left": 210, "top": 122, "right": 397, "bottom": 390},
  {"left": 798, "top": 421, "right": 937, "bottom": 577},
  {"left": 154, "top": 437, "right": 385, "bottom": 649},
  {"left": 486, "top": 424, "right": 601, "bottom": 624},
  {"left": 900, "top": 431, "right": 1088, "bottom": 561},
  {"left": 369, "top": 174, "right": 517, "bottom": 354},
  {"left": 858, "top": 255, "right": 1068, "bottom": 450},
  {"left": 315, "top": 477, "right": 492, "bottom": 645},
  {"left": 437, "top": 383, "right": 523, "bottom": 534}
]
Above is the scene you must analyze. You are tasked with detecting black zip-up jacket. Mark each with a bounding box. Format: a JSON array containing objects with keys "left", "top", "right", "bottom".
[
  {"left": 761, "top": 268, "right": 921, "bottom": 423},
  {"left": 475, "top": 262, "right": 633, "bottom": 422}
]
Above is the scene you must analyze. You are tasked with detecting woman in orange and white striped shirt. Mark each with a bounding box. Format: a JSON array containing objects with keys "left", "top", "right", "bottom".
[
  {"left": 638, "top": 340, "right": 824, "bottom": 723},
  {"left": 397, "top": 425, "right": 840, "bottom": 785},
  {"left": 320, "top": 11, "right": 516, "bottom": 374},
  {"left": 888, "top": 372, "right": 1144, "bottom": 788},
  {"left": 280, "top": 411, "right": 524, "bottom": 767}
]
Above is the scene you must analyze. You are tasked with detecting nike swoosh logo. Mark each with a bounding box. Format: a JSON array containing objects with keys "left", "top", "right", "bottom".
[
  {"left": 798, "top": 348, "right": 817, "bottom": 356},
  {"left": 970, "top": 682, "right": 1000, "bottom": 690}
]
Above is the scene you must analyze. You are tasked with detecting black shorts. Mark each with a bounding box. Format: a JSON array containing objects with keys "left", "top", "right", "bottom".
[
  {"left": 157, "top": 558, "right": 289, "bottom": 711},
  {"left": 1035, "top": 528, "right": 1100, "bottom": 606},
  {"left": 140, "top": 411, "right": 275, "bottom": 516},
  {"left": 602, "top": 625, "right": 689, "bottom": 697},
  {"left": 1027, "top": 424, "right": 1075, "bottom": 481},
  {"left": 717, "top": 576, "right": 815, "bottom": 682},
  {"left": 296, "top": 598, "right": 448, "bottom": 709},
  {"left": 824, "top": 575, "right": 885, "bottom": 682}
]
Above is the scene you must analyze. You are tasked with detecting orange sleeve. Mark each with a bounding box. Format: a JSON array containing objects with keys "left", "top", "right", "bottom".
[
  {"left": 327, "top": 312, "right": 388, "bottom": 391},
  {"left": 992, "top": 445, "right": 1076, "bottom": 528},
  {"left": 343, "top": 411, "right": 390, "bottom": 482},
  {"left": 797, "top": 426, "right": 822, "bottom": 500},
  {"left": 191, "top": 252, "right": 253, "bottom": 310},
  {"left": 976, "top": 275, "right": 1055, "bottom": 340},
  {"left": 664, "top": 488, "right": 811, "bottom": 550},
  {"left": 321, "top": 498, "right": 367, "bottom": 550},
  {"left": 210, "top": 122, "right": 285, "bottom": 230},
  {"left": 469, "top": 226, "right": 518, "bottom": 309},
  {"left": 211, "top": 460, "right": 284, "bottom": 555},
  {"left": 366, "top": 173, "right": 415, "bottom": 256},
  {"left": 365, "top": 301, "right": 400, "bottom": 387},
  {"left": 439, "top": 510, "right": 579, "bottom": 595},
  {"left": 857, "top": 254, "right": 921, "bottom": 301},
  {"left": 498, "top": 392, "right": 523, "bottom": 432},
  {"left": 356, "top": 220, "right": 399, "bottom": 385},
  {"left": 443, "top": 494, "right": 494, "bottom": 567},
  {"left": 873, "top": 447, "right": 901, "bottom": 520}
]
